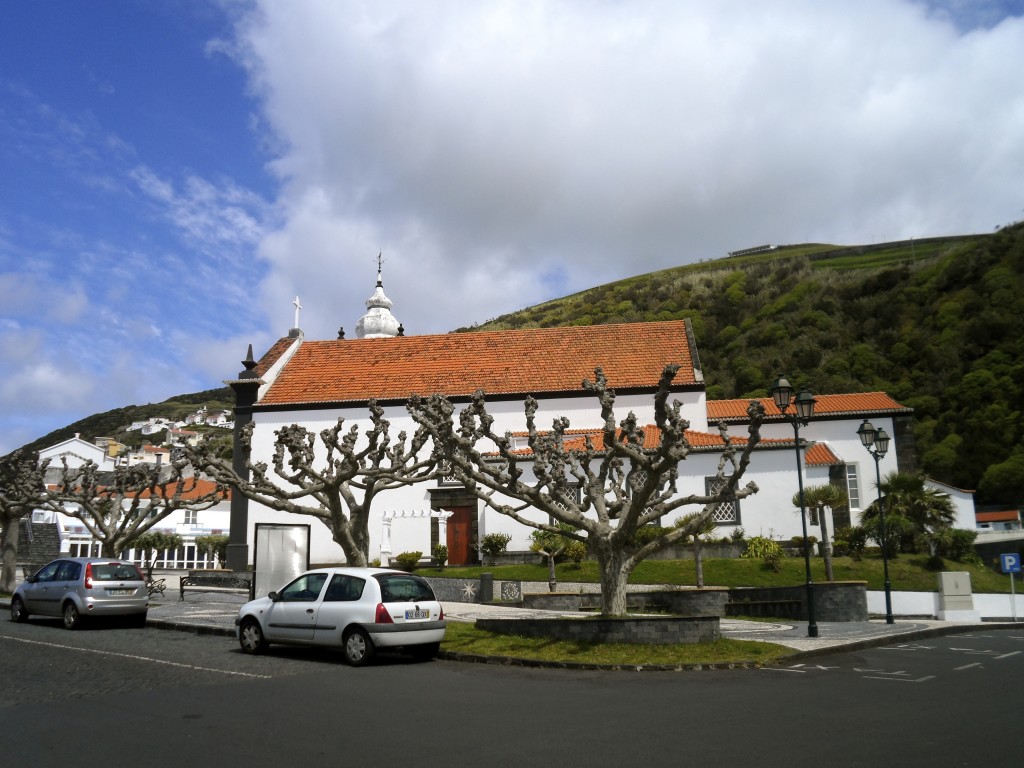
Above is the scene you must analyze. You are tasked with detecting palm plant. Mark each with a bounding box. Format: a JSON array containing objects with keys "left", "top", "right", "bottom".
[
  {"left": 862, "top": 472, "right": 956, "bottom": 555},
  {"left": 793, "top": 483, "right": 847, "bottom": 581}
]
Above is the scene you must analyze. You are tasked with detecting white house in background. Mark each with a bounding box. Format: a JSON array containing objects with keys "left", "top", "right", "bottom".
[
  {"left": 38, "top": 435, "right": 116, "bottom": 472},
  {"left": 224, "top": 274, "right": 948, "bottom": 568},
  {"left": 31, "top": 471, "right": 232, "bottom": 565}
]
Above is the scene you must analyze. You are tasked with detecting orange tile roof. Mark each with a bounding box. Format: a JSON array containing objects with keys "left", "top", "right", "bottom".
[
  {"left": 708, "top": 392, "right": 911, "bottom": 422},
  {"left": 805, "top": 442, "right": 842, "bottom": 467},
  {"left": 260, "top": 321, "right": 698, "bottom": 407},
  {"left": 506, "top": 425, "right": 790, "bottom": 455},
  {"left": 134, "top": 478, "right": 230, "bottom": 501},
  {"left": 976, "top": 510, "right": 1020, "bottom": 523}
]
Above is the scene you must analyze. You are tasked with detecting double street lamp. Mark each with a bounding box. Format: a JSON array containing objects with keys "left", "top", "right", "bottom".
[
  {"left": 857, "top": 419, "right": 894, "bottom": 624},
  {"left": 770, "top": 375, "right": 818, "bottom": 638}
]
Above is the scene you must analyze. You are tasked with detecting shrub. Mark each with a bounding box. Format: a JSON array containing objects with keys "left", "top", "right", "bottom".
[
  {"left": 925, "top": 554, "right": 946, "bottom": 571},
  {"left": 194, "top": 534, "right": 229, "bottom": 565},
  {"left": 562, "top": 539, "right": 587, "bottom": 566},
  {"left": 742, "top": 536, "right": 785, "bottom": 572},
  {"left": 790, "top": 535, "right": 818, "bottom": 549},
  {"left": 835, "top": 525, "right": 868, "bottom": 559},
  {"left": 479, "top": 533, "right": 512, "bottom": 564},
  {"left": 431, "top": 543, "right": 448, "bottom": 568},
  {"left": 832, "top": 539, "right": 850, "bottom": 557},
  {"left": 393, "top": 551, "right": 423, "bottom": 572},
  {"left": 937, "top": 528, "right": 978, "bottom": 562},
  {"left": 630, "top": 525, "right": 668, "bottom": 547},
  {"left": 730, "top": 527, "right": 746, "bottom": 543}
]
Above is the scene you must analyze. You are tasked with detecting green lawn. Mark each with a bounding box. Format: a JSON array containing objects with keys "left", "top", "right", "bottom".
[
  {"left": 441, "top": 620, "right": 792, "bottom": 667},
  {"left": 420, "top": 552, "right": 1013, "bottom": 593}
]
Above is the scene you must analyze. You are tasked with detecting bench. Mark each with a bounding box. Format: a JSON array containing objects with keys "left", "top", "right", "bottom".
[
  {"left": 179, "top": 571, "right": 253, "bottom": 601},
  {"left": 147, "top": 578, "right": 167, "bottom": 598},
  {"left": 725, "top": 599, "right": 803, "bottom": 620}
]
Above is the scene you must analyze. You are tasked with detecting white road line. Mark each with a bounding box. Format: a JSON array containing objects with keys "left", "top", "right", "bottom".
[
  {"left": 0, "top": 634, "right": 270, "bottom": 679},
  {"left": 954, "top": 662, "right": 982, "bottom": 671},
  {"left": 995, "top": 651, "right": 1021, "bottom": 660},
  {"left": 861, "top": 675, "right": 935, "bottom": 683}
]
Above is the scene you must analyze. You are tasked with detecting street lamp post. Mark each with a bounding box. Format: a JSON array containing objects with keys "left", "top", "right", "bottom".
[
  {"left": 771, "top": 375, "right": 819, "bottom": 638},
  {"left": 857, "top": 419, "right": 894, "bottom": 624}
]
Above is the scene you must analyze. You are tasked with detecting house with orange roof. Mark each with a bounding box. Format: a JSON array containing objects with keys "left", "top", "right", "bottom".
[{"left": 223, "top": 272, "right": 956, "bottom": 570}]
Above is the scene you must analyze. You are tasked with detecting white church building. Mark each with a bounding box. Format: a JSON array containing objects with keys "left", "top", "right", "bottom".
[{"left": 224, "top": 269, "right": 955, "bottom": 569}]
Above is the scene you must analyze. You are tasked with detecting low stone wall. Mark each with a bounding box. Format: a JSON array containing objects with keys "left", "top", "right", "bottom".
[
  {"left": 476, "top": 615, "right": 720, "bottom": 645},
  {"left": 727, "top": 582, "right": 868, "bottom": 622},
  {"left": 524, "top": 589, "right": 733, "bottom": 618}
]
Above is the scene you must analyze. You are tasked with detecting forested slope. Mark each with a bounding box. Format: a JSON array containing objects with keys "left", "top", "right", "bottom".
[{"left": 465, "top": 224, "right": 1024, "bottom": 505}]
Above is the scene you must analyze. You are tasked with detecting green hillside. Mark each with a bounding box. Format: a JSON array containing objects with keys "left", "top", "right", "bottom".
[
  {"left": 19, "top": 387, "right": 233, "bottom": 456},
  {"left": 461, "top": 225, "right": 1024, "bottom": 506}
]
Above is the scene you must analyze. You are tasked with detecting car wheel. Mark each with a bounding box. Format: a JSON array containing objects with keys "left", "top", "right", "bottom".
[
  {"left": 11, "top": 596, "right": 28, "bottom": 623},
  {"left": 343, "top": 627, "right": 375, "bottom": 667},
  {"left": 238, "top": 618, "right": 269, "bottom": 654},
  {"left": 411, "top": 641, "right": 441, "bottom": 661},
  {"left": 62, "top": 601, "right": 82, "bottom": 630}
]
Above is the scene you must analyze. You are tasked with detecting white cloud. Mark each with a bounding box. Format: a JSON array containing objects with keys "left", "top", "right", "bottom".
[{"left": 220, "top": 0, "right": 1024, "bottom": 340}]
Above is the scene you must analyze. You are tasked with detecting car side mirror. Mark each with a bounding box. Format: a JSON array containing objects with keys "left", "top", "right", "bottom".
[{"left": 268, "top": 591, "right": 280, "bottom": 602}]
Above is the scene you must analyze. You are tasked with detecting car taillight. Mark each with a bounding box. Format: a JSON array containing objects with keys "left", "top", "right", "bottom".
[
  {"left": 84, "top": 563, "right": 93, "bottom": 589},
  {"left": 439, "top": 606, "right": 444, "bottom": 621},
  {"left": 374, "top": 603, "right": 393, "bottom": 624}
]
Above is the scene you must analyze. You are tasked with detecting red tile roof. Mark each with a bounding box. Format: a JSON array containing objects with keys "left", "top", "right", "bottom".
[
  {"left": 708, "top": 392, "right": 910, "bottom": 422},
  {"left": 134, "top": 478, "right": 230, "bottom": 501},
  {"left": 260, "top": 321, "right": 698, "bottom": 406},
  {"left": 507, "top": 425, "right": 790, "bottom": 454},
  {"left": 805, "top": 442, "right": 842, "bottom": 467},
  {"left": 976, "top": 510, "right": 1020, "bottom": 523}
]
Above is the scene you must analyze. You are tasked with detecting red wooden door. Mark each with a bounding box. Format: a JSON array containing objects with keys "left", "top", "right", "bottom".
[{"left": 445, "top": 506, "right": 476, "bottom": 566}]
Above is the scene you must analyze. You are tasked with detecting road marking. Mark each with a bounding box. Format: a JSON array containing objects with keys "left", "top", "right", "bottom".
[
  {"left": 0, "top": 634, "right": 271, "bottom": 679},
  {"left": 765, "top": 667, "right": 807, "bottom": 673},
  {"left": 954, "top": 662, "right": 982, "bottom": 671},
  {"left": 995, "top": 651, "right": 1021, "bottom": 660},
  {"left": 881, "top": 644, "right": 934, "bottom": 651},
  {"left": 861, "top": 675, "right": 935, "bottom": 683}
]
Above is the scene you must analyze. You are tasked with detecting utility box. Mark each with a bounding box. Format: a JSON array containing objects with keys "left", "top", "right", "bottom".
[{"left": 937, "top": 571, "right": 981, "bottom": 622}]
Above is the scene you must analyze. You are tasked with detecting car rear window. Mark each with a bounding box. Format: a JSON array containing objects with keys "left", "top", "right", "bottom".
[
  {"left": 92, "top": 564, "right": 142, "bottom": 581},
  {"left": 375, "top": 573, "right": 436, "bottom": 603}
]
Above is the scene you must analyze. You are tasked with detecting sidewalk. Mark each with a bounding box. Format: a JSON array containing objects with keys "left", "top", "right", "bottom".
[{"left": 5, "top": 582, "right": 1014, "bottom": 659}]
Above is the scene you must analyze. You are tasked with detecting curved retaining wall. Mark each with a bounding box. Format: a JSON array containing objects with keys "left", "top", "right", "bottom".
[
  {"left": 476, "top": 615, "right": 720, "bottom": 645},
  {"left": 728, "top": 582, "right": 868, "bottom": 622}
]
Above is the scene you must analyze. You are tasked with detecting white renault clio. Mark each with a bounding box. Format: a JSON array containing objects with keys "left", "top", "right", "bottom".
[{"left": 235, "top": 567, "right": 446, "bottom": 666}]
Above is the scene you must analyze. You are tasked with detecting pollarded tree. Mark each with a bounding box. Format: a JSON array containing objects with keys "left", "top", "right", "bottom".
[
  {"left": 408, "top": 365, "right": 765, "bottom": 616},
  {"left": 45, "top": 458, "right": 226, "bottom": 558},
  {"left": 1, "top": 451, "right": 47, "bottom": 593},
  {"left": 188, "top": 401, "right": 436, "bottom": 567}
]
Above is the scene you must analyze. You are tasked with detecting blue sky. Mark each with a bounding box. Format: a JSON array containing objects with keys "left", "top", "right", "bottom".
[{"left": 2, "top": 0, "right": 1024, "bottom": 455}]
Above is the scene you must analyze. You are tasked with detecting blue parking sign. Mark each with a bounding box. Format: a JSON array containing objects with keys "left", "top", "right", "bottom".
[{"left": 1001, "top": 553, "right": 1022, "bottom": 574}]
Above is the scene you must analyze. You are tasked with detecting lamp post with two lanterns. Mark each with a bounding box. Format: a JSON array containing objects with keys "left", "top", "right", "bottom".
[
  {"left": 857, "top": 419, "right": 894, "bottom": 624},
  {"left": 770, "top": 375, "right": 819, "bottom": 639}
]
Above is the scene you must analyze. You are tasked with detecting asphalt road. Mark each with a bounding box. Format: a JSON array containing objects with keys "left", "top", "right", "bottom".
[{"left": 2, "top": 618, "right": 1022, "bottom": 767}]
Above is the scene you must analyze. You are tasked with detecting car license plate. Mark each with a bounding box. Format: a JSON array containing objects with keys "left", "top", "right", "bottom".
[
  {"left": 108, "top": 588, "right": 134, "bottom": 596},
  {"left": 405, "top": 609, "right": 430, "bottom": 620}
]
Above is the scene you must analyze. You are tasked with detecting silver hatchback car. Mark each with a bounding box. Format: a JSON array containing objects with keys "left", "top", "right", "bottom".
[
  {"left": 236, "top": 567, "right": 446, "bottom": 665},
  {"left": 11, "top": 557, "right": 149, "bottom": 629}
]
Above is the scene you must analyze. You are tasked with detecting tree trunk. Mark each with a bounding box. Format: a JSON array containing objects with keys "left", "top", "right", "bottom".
[
  {"left": 593, "top": 543, "right": 631, "bottom": 616},
  {"left": 547, "top": 554, "right": 557, "bottom": 592},
  {"left": 694, "top": 538, "right": 705, "bottom": 589},
  {"left": 819, "top": 506, "right": 834, "bottom": 582},
  {"left": 1, "top": 518, "right": 20, "bottom": 594}
]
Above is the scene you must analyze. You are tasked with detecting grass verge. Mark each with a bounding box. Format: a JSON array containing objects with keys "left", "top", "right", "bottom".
[{"left": 440, "top": 620, "right": 793, "bottom": 667}]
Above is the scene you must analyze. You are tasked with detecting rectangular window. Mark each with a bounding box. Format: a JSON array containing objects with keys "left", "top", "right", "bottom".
[
  {"left": 845, "top": 464, "right": 861, "bottom": 510},
  {"left": 705, "top": 477, "right": 741, "bottom": 525},
  {"left": 183, "top": 509, "right": 198, "bottom": 526}
]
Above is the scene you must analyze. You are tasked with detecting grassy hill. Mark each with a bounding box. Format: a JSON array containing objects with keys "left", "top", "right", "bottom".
[
  {"left": 18, "top": 223, "right": 1024, "bottom": 506},
  {"left": 460, "top": 224, "right": 1024, "bottom": 505},
  {"left": 19, "top": 387, "right": 233, "bottom": 456}
]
